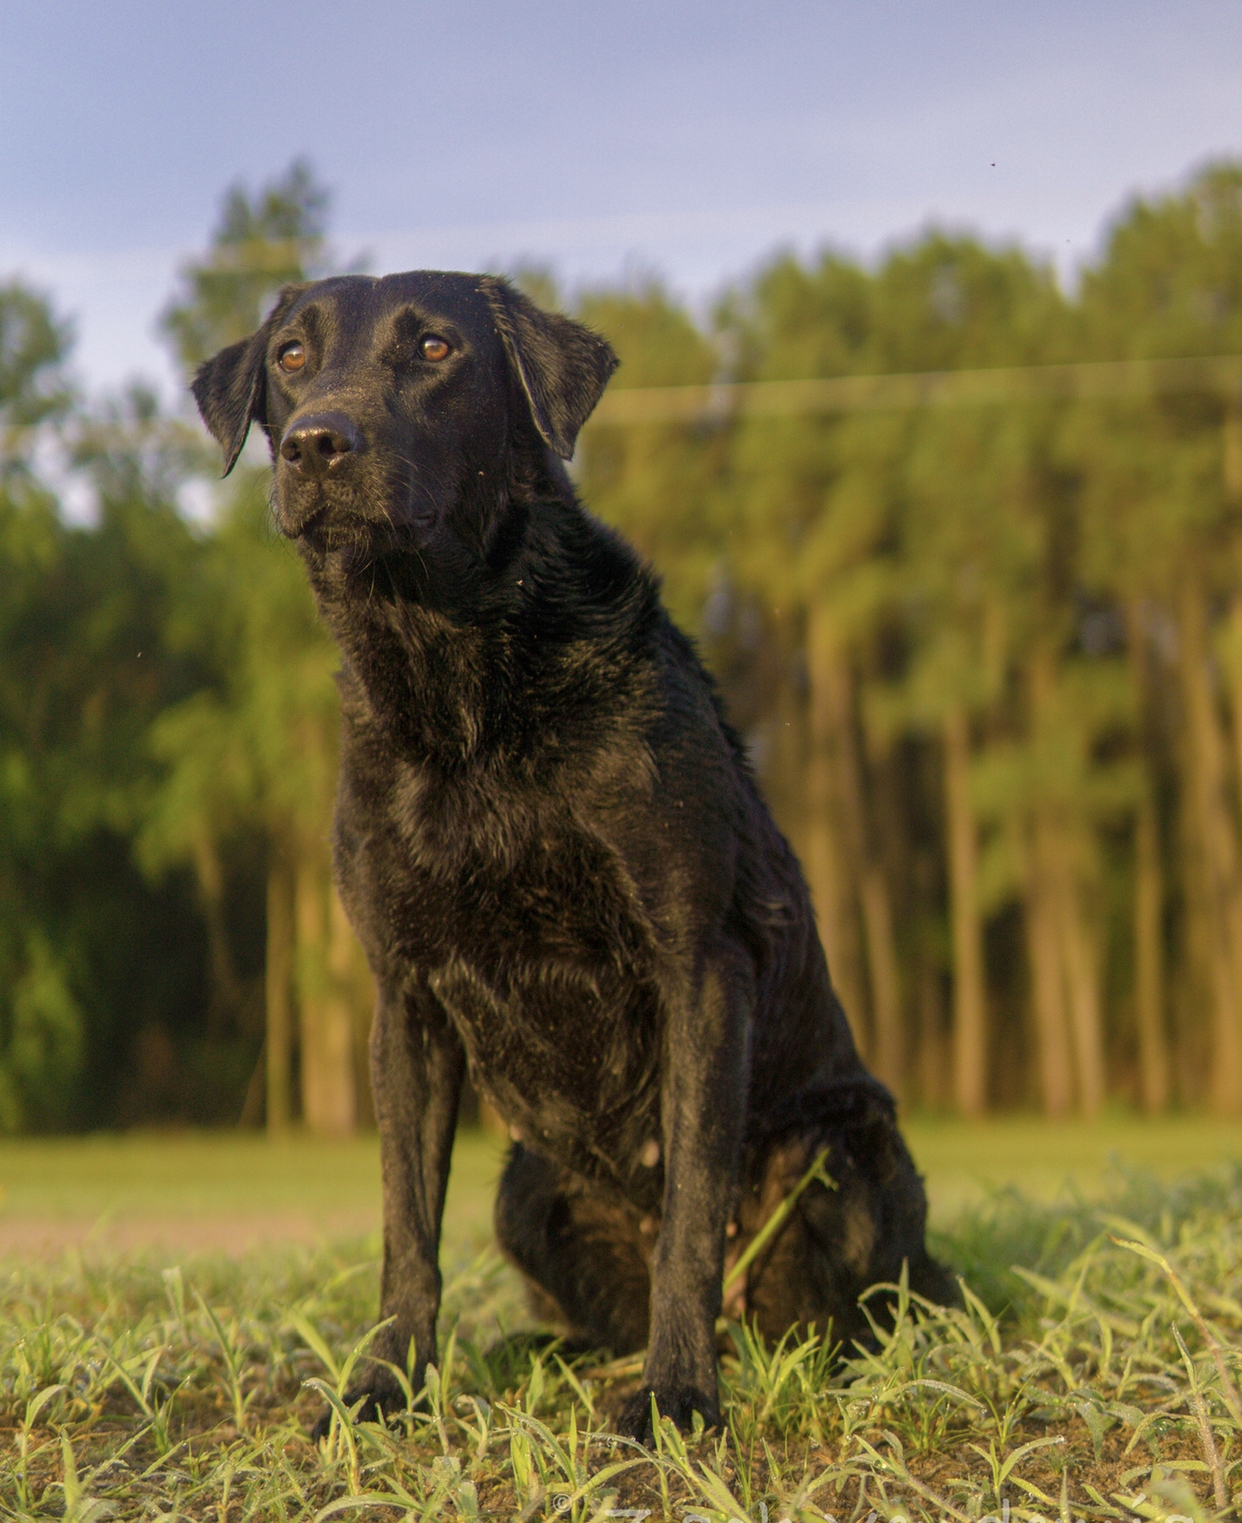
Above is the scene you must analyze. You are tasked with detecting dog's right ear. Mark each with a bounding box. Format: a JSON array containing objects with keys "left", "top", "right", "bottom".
[{"left": 191, "top": 285, "right": 306, "bottom": 475}]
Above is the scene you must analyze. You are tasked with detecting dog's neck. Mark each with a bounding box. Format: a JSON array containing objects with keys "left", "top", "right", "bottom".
[{"left": 297, "top": 489, "right": 662, "bottom": 772}]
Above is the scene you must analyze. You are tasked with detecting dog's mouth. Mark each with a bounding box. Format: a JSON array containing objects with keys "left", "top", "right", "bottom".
[
  {"left": 271, "top": 484, "right": 330, "bottom": 540},
  {"left": 273, "top": 486, "right": 435, "bottom": 560},
  {"left": 274, "top": 460, "right": 384, "bottom": 531},
  {"left": 272, "top": 448, "right": 457, "bottom": 552}
]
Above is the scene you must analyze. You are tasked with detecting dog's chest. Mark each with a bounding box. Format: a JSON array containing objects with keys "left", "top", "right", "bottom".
[
  {"left": 377, "top": 762, "right": 665, "bottom": 1176},
  {"left": 429, "top": 950, "right": 661, "bottom": 1177}
]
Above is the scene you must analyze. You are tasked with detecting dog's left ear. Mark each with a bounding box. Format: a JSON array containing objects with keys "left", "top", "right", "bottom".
[
  {"left": 191, "top": 284, "right": 307, "bottom": 475},
  {"left": 481, "top": 277, "right": 618, "bottom": 459}
]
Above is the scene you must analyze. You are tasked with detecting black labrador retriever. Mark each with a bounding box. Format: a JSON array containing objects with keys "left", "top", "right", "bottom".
[{"left": 193, "top": 271, "right": 952, "bottom": 1442}]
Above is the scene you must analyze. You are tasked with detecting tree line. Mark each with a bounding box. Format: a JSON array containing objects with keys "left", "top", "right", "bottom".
[{"left": 5, "top": 159, "right": 1242, "bottom": 1131}]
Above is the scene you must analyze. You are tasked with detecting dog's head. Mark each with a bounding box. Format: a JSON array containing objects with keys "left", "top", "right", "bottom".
[{"left": 191, "top": 272, "right": 618, "bottom": 553}]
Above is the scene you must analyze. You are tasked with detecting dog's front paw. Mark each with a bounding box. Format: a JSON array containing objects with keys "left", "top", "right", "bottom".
[
  {"left": 310, "top": 1368, "right": 410, "bottom": 1440},
  {"left": 616, "top": 1384, "right": 719, "bottom": 1446}
]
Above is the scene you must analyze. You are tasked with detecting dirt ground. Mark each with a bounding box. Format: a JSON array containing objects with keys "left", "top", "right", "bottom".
[
  {"left": 0, "top": 1208, "right": 381, "bottom": 1257},
  {"left": 0, "top": 1129, "right": 495, "bottom": 1261}
]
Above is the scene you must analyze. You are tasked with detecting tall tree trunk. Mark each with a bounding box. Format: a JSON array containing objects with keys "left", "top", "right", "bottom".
[
  {"left": 265, "top": 850, "right": 295, "bottom": 1132},
  {"left": 943, "top": 704, "right": 987, "bottom": 1115},
  {"left": 806, "top": 606, "right": 868, "bottom": 1051},
  {"left": 859, "top": 864, "right": 903, "bottom": 1092},
  {"left": 1055, "top": 845, "right": 1105, "bottom": 1117},
  {"left": 1026, "top": 645, "right": 1104, "bottom": 1115},
  {"left": 295, "top": 841, "right": 357, "bottom": 1136},
  {"left": 328, "top": 881, "right": 371, "bottom": 1131},
  {"left": 347, "top": 927, "right": 377, "bottom": 1130},
  {"left": 1179, "top": 770, "right": 1216, "bottom": 1107},
  {"left": 1224, "top": 400, "right": 1242, "bottom": 504},
  {"left": 1225, "top": 596, "right": 1242, "bottom": 830},
  {"left": 1176, "top": 574, "right": 1242, "bottom": 1113},
  {"left": 1125, "top": 601, "right": 1169, "bottom": 1113},
  {"left": 323, "top": 881, "right": 359, "bottom": 1136},
  {"left": 912, "top": 850, "right": 947, "bottom": 1109},
  {"left": 1025, "top": 649, "right": 1075, "bottom": 1115},
  {"left": 1133, "top": 789, "right": 1169, "bottom": 1112},
  {"left": 1220, "top": 590, "right": 1242, "bottom": 1057},
  {"left": 1026, "top": 810, "right": 1074, "bottom": 1117},
  {"left": 805, "top": 696, "right": 866, "bottom": 1032},
  {"left": 807, "top": 609, "right": 903, "bottom": 1092},
  {"left": 916, "top": 951, "right": 947, "bottom": 1109},
  {"left": 194, "top": 834, "right": 242, "bottom": 1035}
]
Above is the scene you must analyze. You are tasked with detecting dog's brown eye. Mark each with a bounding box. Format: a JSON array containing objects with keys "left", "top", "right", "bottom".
[
  {"left": 421, "top": 335, "right": 451, "bottom": 362},
  {"left": 278, "top": 342, "right": 306, "bottom": 373}
]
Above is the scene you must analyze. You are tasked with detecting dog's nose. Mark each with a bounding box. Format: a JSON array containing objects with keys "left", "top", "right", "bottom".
[{"left": 279, "top": 413, "right": 361, "bottom": 475}]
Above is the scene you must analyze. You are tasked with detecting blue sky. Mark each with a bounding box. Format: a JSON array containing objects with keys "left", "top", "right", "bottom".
[{"left": 5, "top": 0, "right": 1242, "bottom": 398}]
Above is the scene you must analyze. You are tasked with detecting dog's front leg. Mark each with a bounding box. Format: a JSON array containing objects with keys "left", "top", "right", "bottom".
[
  {"left": 619, "top": 948, "right": 750, "bottom": 1443},
  {"left": 314, "top": 981, "right": 464, "bottom": 1435}
]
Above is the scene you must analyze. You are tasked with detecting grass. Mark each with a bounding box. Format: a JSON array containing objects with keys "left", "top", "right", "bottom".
[{"left": 3, "top": 1118, "right": 1242, "bottom": 1521}]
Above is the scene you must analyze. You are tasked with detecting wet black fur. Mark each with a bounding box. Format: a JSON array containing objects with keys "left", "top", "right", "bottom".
[{"left": 192, "top": 271, "right": 953, "bottom": 1442}]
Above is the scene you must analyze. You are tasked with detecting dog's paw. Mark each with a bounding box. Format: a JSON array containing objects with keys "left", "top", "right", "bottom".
[
  {"left": 309, "top": 1371, "right": 409, "bottom": 1440},
  {"left": 616, "top": 1384, "right": 719, "bottom": 1446}
]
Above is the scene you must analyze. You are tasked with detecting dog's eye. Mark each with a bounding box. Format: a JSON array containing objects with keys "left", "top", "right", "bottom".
[
  {"left": 420, "top": 335, "right": 451, "bottom": 362},
  {"left": 278, "top": 342, "right": 306, "bottom": 373}
]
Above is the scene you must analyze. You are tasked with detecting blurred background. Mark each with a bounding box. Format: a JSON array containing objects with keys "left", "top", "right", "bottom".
[{"left": 6, "top": 1, "right": 1242, "bottom": 1141}]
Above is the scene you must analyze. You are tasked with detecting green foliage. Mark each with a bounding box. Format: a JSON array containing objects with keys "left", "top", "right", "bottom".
[
  {"left": 0, "top": 288, "right": 216, "bottom": 1130},
  {"left": 0, "top": 281, "right": 73, "bottom": 498},
  {"left": 1084, "top": 164, "right": 1242, "bottom": 360},
  {"left": 142, "top": 162, "right": 338, "bottom": 876},
  {"left": 576, "top": 279, "right": 727, "bottom": 628},
  {"left": 727, "top": 252, "right": 880, "bottom": 613},
  {"left": 138, "top": 469, "right": 338, "bottom": 870},
  {"left": 2, "top": 931, "right": 84, "bottom": 1131},
  {"left": 160, "top": 158, "right": 332, "bottom": 372},
  {"left": 0, "top": 162, "right": 340, "bottom": 1131},
  {"left": 13, "top": 155, "right": 1242, "bottom": 1123}
]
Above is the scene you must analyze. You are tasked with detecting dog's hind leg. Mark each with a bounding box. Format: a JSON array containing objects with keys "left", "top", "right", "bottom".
[
  {"left": 737, "top": 1092, "right": 956, "bottom": 1351},
  {"left": 494, "top": 1143, "right": 653, "bottom": 1356}
]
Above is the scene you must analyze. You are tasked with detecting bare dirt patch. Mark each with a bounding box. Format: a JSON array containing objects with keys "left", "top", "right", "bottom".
[{"left": 0, "top": 1208, "right": 378, "bottom": 1257}]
